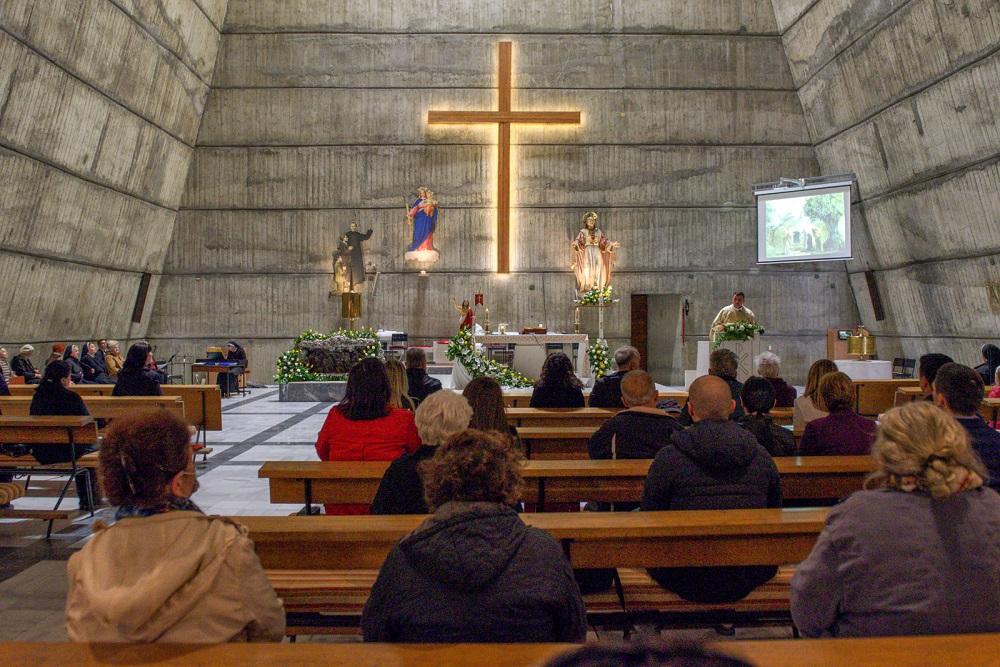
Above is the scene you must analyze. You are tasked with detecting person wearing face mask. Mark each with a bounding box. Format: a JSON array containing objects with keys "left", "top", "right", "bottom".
[
  {"left": 29, "top": 361, "right": 98, "bottom": 510},
  {"left": 65, "top": 410, "right": 285, "bottom": 643}
]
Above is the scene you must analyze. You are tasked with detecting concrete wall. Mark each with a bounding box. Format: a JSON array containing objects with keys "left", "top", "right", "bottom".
[
  {"left": 773, "top": 0, "right": 1000, "bottom": 367},
  {"left": 152, "top": 0, "right": 857, "bottom": 383},
  {"left": 0, "top": 0, "right": 228, "bottom": 359}
]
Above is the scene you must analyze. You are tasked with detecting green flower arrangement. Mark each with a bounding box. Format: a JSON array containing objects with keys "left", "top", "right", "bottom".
[
  {"left": 588, "top": 339, "right": 611, "bottom": 378},
  {"left": 578, "top": 285, "right": 613, "bottom": 305},
  {"left": 713, "top": 322, "right": 765, "bottom": 349},
  {"left": 446, "top": 328, "right": 534, "bottom": 388},
  {"left": 275, "top": 327, "right": 382, "bottom": 383}
]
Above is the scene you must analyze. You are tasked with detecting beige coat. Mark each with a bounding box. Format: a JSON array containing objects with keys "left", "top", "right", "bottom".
[
  {"left": 104, "top": 352, "right": 124, "bottom": 377},
  {"left": 66, "top": 511, "right": 285, "bottom": 643}
]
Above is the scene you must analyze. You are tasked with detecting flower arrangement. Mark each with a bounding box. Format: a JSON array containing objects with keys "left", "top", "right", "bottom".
[
  {"left": 713, "top": 322, "right": 765, "bottom": 349},
  {"left": 588, "top": 339, "right": 611, "bottom": 378},
  {"left": 275, "top": 327, "right": 382, "bottom": 383},
  {"left": 578, "top": 285, "right": 613, "bottom": 305},
  {"left": 446, "top": 328, "right": 534, "bottom": 388}
]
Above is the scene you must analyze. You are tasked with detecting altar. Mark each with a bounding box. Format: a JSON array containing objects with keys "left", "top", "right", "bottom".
[{"left": 475, "top": 333, "right": 590, "bottom": 381}]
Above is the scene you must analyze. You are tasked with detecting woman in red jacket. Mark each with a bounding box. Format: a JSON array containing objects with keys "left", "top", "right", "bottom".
[{"left": 315, "top": 357, "right": 421, "bottom": 514}]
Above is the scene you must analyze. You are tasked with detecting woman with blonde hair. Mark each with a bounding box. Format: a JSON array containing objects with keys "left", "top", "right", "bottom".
[
  {"left": 793, "top": 359, "right": 837, "bottom": 430},
  {"left": 371, "top": 390, "right": 472, "bottom": 515},
  {"left": 385, "top": 358, "right": 417, "bottom": 411},
  {"left": 792, "top": 401, "right": 1000, "bottom": 637}
]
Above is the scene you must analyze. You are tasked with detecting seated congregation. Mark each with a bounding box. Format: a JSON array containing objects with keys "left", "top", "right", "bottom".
[{"left": 49, "top": 341, "right": 1000, "bottom": 649}]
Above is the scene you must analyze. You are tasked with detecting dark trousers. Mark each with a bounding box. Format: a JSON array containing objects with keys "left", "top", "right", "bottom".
[{"left": 30, "top": 444, "right": 99, "bottom": 508}]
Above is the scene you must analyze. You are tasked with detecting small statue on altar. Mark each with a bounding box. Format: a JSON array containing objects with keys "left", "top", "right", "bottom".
[
  {"left": 405, "top": 187, "right": 440, "bottom": 263},
  {"left": 342, "top": 221, "right": 373, "bottom": 291},
  {"left": 571, "top": 211, "right": 619, "bottom": 295},
  {"left": 331, "top": 234, "right": 351, "bottom": 293},
  {"left": 452, "top": 297, "right": 475, "bottom": 331}
]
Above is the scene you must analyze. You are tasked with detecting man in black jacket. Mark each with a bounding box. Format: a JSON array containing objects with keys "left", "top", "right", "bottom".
[
  {"left": 589, "top": 370, "right": 680, "bottom": 462},
  {"left": 933, "top": 363, "right": 1000, "bottom": 492},
  {"left": 642, "top": 374, "right": 782, "bottom": 603},
  {"left": 405, "top": 348, "right": 442, "bottom": 403},
  {"left": 678, "top": 348, "right": 744, "bottom": 426},
  {"left": 589, "top": 346, "right": 641, "bottom": 408}
]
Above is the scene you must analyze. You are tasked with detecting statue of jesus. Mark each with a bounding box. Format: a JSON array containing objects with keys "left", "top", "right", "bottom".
[{"left": 571, "top": 211, "right": 619, "bottom": 295}]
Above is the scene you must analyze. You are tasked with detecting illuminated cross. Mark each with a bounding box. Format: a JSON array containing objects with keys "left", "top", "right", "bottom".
[{"left": 428, "top": 42, "right": 581, "bottom": 274}]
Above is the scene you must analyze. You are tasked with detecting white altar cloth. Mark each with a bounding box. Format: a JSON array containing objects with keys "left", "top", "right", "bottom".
[
  {"left": 475, "top": 333, "right": 590, "bottom": 380},
  {"left": 834, "top": 359, "right": 892, "bottom": 380}
]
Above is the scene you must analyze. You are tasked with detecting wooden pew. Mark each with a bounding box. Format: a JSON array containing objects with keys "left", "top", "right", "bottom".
[
  {"left": 260, "top": 456, "right": 876, "bottom": 510},
  {"left": 0, "top": 396, "right": 185, "bottom": 421},
  {"left": 853, "top": 379, "right": 920, "bottom": 416},
  {"left": 517, "top": 426, "right": 596, "bottom": 459},
  {"left": 6, "top": 634, "right": 1000, "bottom": 666},
  {"left": 502, "top": 390, "right": 687, "bottom": 409},
  {"left": 242, "top": 509, "right": 826, "bottom": 632},
  {"left": 240, "top": 508, "right": 828, "bottom": 571},
  {"left": 9, "top": 384, "right": 223, "bottom": 444},
  {"left": 504, "top": 407, "right": 794, "bottom": 429},
  {"left": 0, "top": 416, "right": 99, "bottom": 536}
]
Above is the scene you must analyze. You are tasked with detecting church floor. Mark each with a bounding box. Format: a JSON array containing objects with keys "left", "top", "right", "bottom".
[{"left": 0, "top": 388, "right": 791, "bottom": 643}]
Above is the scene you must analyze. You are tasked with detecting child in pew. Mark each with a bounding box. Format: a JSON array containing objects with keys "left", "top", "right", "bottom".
[
  {"left": 641, "top": 375, "right": 782, "bottom": 604},
  {"left": 66, "top": 410, "right": 285, "bottom": 643},
  {"left": 371, "top": 390, "right": 472, "bottom": 515},
  {"left": 362, "top": 429, "right": 587, "bottom": 643},
  {"left": 792, "top": 401, "right": 1000, "bottom": 637}
]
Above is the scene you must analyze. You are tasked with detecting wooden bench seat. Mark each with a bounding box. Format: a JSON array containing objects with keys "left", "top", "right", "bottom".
[{"left": 260, "top": 456, "right": 875, "bottom": 511}]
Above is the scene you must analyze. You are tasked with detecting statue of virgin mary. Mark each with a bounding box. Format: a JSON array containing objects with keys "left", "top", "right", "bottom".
[
  {"left": 405, "top": 187, "right": 440, "bottom": 263},
  {"left": 571, "top": 211, "right": 619, "bottom": 294}
]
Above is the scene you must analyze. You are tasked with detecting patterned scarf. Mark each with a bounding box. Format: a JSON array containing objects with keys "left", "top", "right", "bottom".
[{"left": 115, "top": 496, "right": 203, "bottom": 520}]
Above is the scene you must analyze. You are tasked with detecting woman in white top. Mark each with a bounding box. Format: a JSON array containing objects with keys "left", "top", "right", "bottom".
[{"left": 793, "top": 359, "right": 838, "bottom": 431}]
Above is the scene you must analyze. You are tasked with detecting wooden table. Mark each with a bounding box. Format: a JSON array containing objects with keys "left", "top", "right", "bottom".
[
  {"left": 237, "top": 508, "right": 829, "bottom": 570},
  {"left": 6, "top": 634, "right": 1000, "bottom": 666},
  {"left": 852, "top": 379, "right": 920, "bottom": 416},
  {"left": 260, "top": 456, "right": 876, "bottom": 511}
]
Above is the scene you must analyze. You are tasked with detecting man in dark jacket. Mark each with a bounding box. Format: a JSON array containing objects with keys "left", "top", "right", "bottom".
[
  {"left": 11, "top": 345, "right": 39, "bottom": 384},
  {"left": 404, "top": 348, "right": 442, "bottom": 403},
  {"left": 642, "top": 375, "right": 782, "bottom": 603},
  {"left": 362, "top": 430, "right": 586, "bottom": 643},
  {"left": 934, "top": 363, "right": 1000, "bottom": 491},
  {"left": 589, "top": 346, "right": 640, "bottom": 408},
  {"left": 678, "top": 348, "right": 745, "bottom": 426},
  {"left": 589, "top": 370, "right": 680, "bottom": 463}
]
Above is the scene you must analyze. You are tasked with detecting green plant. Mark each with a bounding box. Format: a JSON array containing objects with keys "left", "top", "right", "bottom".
[
  {"left": 588, "top": 339, "right": 610, "bottom": 378},
  {"left": 578, "top": 285, "right": 613, "bottom": 305},
  {"left": 275, "top": 327, "right": 382, "bottom": 383},
  {"left": 713, "top": 322, "right": 765, "bottom": 349},
  {"left": 446, "top": 328, "right": 534, "bottom": 388}
]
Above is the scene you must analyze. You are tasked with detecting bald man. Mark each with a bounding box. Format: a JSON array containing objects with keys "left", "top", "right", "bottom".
[{"left": 641, "top": 375, "right": 782, "bottom": 604}]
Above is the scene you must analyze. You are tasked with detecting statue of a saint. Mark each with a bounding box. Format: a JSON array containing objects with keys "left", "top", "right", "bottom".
[
  {"left": 343, "top": 221, "right": 373, "bottom": 291},
  {"left": 570, "top": 211, "right": 619, "bottom": 294},
  {"left": 331, "top": 234, "right": 351, "bottom": 293},
  {"left": 405, "top": 187, "right": 440, "bottom": 263},
  {"left": 452, "top": 297, "right": 475, "bottom": 331}
]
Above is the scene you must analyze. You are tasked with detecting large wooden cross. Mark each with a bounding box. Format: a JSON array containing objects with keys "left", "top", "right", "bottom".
[{"left": 428, "top": 42, "right": 581, "bottom": 273}]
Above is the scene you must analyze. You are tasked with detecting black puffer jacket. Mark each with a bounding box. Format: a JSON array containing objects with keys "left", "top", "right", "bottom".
[
  {"left": 361, "top": 502, "right": 586, "bottom": 643},
  {"left": 641, "top": 419, "right": 782, "bottom": 603}
]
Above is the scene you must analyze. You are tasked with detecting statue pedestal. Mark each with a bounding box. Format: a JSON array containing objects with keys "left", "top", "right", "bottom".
[{"left": 695, "top": 338, "right": 762, "bottom": 383}]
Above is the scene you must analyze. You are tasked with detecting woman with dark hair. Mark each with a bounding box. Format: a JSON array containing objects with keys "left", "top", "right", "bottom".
[
  {"left": 29, "top": 361, "right": 98, "bottom": 510},
  {"left": 737, "top": 376, "right": 795, "bottom": 456},
  {"left": 315, "top": 357, "right": 420, "bottom": 514},
  {"left": 975, "top": 344, "right": 1000, "bottom": 387},
  {"left": 462, "top": 376, "right": 520, "bottom": 443},
  {"left": 62, "top": 344, "right": 86, "bottom": 384},
  {"left": 81, "top": 342, "right": 113, "bottom": 384},
  {"left": 217, "top": 341, "right": 247, "bottom": 397},
  {"left": 113, "top": 343, "right": 163, "bottom": 397},
  {"left": 65, "top": 411, "right": 285, "bottom": 642},
  {"left": 529, "top": 352, "right": 584, "bottom": 408},
  {"left": 362, "top": 429, "right": 586, "bottom": 643}
]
